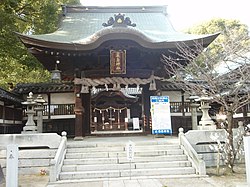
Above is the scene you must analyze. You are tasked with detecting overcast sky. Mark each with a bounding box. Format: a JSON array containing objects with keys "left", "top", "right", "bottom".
[{"left": 80, "top": 0, "right": 250, "bottom": 31}]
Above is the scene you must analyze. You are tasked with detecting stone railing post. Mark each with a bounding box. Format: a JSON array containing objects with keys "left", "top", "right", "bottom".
[{"left": 178, "top": 127, "right": 184, "bottom": 145}]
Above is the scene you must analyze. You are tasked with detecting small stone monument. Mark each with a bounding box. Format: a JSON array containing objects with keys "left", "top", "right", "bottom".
[
  {"left": 22, "top": 92, "right": 38, "bottom": 133},
  {"left": 197, "top": 95, "right": 216, "bottom": 130},
  {"left": 6, "top": 144, "right": 18, "bottom": 187}
]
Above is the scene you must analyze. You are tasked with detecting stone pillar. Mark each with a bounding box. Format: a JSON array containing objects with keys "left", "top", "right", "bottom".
[
  {"left": 187, "top": 95, "right": 200, "bottom": 130},
  {"left": 22, "top": 92, "right": 37, "bottom": 134},
  {"left": 34, "top": 95, "right": 46, "bottom": 133},
  {"left": 190, "top": 103, "right": 200, "bottom": 130}
]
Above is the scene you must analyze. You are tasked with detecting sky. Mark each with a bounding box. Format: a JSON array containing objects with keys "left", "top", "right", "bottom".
[{"left": 80, "top": 0, "right": 250, "bottom": 31}]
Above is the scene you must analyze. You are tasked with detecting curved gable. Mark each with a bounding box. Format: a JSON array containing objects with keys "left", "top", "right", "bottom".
[{"left": 17, "top": 5, "right": 219, "bottom": 51}]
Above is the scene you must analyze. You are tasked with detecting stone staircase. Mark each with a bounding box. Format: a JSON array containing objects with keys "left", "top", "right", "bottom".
[{"left": 58, "top": 137, "right": 197, "bottom": 182}]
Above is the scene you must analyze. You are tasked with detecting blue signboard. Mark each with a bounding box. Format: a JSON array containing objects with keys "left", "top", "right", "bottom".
[{"left": 150, "top": 96, "right": 172, "bottom": 135}]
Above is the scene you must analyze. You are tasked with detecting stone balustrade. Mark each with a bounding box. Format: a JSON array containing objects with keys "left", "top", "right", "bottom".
[{"left": 50, "top": 131, "right": 67, "bottom": 182}]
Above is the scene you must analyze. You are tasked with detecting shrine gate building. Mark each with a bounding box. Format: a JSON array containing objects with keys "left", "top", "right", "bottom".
[{"left": 15, "top": 5, "right": 219, "bottom": 138}]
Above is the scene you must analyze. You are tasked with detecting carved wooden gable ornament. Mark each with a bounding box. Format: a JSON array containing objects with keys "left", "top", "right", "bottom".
[{"left": 102, "top": 13, "right": 136, "bottom": 27}]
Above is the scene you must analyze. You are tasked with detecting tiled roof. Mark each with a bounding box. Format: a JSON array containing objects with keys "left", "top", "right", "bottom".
[
  {"left": 13, "top": 82, "right": 74, "bottom": 94},
  {"left": 17, "top": 6, "right": 219, "bottom": 50},
  {"left": 161, "top": 81, "right": 182, "bottom": 91},
  {"left": 13, "top": 80, "right": 182, "bottom": 95},
  {"left": 0, "top": 87, "right": 23, "bottom": 104},
  {"left": 214, "top": 52, "right": 250, "bottom": 75},
  {"left": 74, "top": 76, "right": 161, "bottom": 87}
]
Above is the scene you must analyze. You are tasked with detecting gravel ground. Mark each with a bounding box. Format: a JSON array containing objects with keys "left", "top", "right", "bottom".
[{"left": 159, "top": 164, "right": 247, "bottom": 187}]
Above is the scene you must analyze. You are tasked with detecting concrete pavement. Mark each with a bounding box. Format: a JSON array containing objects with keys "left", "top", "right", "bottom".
[{"left": 9, "top": 172, "right": 248, "bottom": 187}]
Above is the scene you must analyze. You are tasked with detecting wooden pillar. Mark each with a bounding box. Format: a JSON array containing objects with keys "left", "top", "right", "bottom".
[
  {"left": 74, "top": 83, "right": 84, "bottom": 140},
  {"left": 142, "top": 85, "right": 152, "bottom": 133},
  {"left": 82, "top": 92, "right": 91, "bottom": 135},
  {"left": 2, "top": 105, "right": 6, "bottom": 133},
  {"left": 181, "top": 91, "right": 185, "bottom": 116},
  {"left": 243, "top": 105, "right": 248, "bottom": 122},
  {"left": 47, "top": 93, "right": 51, "bottom": 120},
  {"left": 74, "top": 69, "right": 85, "bottom": 139},
  {"left": 101, "top": 111, "right": 105, "bottom": 130},
  {"left": 117, "top": 109, "right": 120, "bottom": 129}
]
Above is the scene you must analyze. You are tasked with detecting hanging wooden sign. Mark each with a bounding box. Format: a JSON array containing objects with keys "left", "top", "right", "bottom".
[{"left": 110, "top": 50, "right": 126, "bottom": 74}]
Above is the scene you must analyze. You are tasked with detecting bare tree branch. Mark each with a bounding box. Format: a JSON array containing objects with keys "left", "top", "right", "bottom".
[{"left": 162, "top": 33, "right": 250, "bottom": 172}]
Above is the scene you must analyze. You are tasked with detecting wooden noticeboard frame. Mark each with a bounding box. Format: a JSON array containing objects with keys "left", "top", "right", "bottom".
[{"left": 110, "top": 50, "right": 126, "bottom": 74}]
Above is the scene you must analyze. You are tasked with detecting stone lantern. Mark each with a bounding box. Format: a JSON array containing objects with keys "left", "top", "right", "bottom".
[
  {"left": 22, "top": 92, "right": 37, "bottom": 133},
  {"left": 197, "top": 95, "right": 216, "bottom": 130},
  {"left": 34, "top": 95, "right": 46, "bottom": 133},
  {"left": 51, "top": 60, "right": 61, "bottom": 83}
]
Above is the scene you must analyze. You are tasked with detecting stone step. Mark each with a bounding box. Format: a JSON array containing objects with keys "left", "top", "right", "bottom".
[
  {"left": 58, "top": 137, "right": 196, "bottom": 182},
  {"left": 67, "top": 139, "right": 177, "bottom": 148},
  {"left": 67, "top": 146, "right": 124, "bottom": 153},
  {"left": 63, "top": 155, "right": 188, "bottom": 165},
  {"left": 59, "top": 167, "right": 195, "bottom": 180},
  {"left": 65, "top": 149, "right": 184, "bottom": 159},
  {"left": 61, "top": 160, "right": 191, "bottom": 172},
  {"left": 66, "top": 144, "right": 180, "bottom": 153},
  {"left": 118, "top": 155, "right": 188, "bottom": 164},
  {"left": 64, "top": 157, "right": 118, "bottom": 165}
]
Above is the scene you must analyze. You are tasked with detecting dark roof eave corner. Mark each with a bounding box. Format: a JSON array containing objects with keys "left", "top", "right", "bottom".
[
  {"left": 13, "top": 31, "right": 22, "bottom": 41},
  {"left": 202, "top": 32, "right": 220, "bottom": 47},
  {"left": 13, "top": 31, "right": 24, "bottom": 38},
  {"left": 13, "top": 32, "right": 28, "bottom": 45},
  {"left": 176, "top": 32, "right": 220, "bottom": 49},
  {"left": 15, "top": 32, "right": 40, "bottom": 44},
  {"left": 0, "top": 87, "right": 23, "bottom": 104}
]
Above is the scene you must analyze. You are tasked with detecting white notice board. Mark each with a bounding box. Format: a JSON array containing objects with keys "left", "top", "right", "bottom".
[
  {"left": 133, "top": 118, "right": 140, "bottom": 130},
  {"left": 150, "top": 96, "right": 172, "bottom": 134}
]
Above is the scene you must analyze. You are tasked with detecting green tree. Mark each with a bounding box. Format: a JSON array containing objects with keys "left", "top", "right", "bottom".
[
  {"left": 187, "top": 18, "right": 250, "bottom": 61},
  {"left": 0, "top": 0, "right": 80, "bottom": 90}
]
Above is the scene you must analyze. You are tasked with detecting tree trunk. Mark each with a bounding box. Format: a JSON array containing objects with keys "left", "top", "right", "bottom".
[{"left": 226, "top": 111, "right": 234, "bottom": 172}]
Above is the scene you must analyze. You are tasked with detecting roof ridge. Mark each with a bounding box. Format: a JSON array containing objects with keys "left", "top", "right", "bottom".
[{"left": 63, "top": 5, "right": 167, "bottom": 14}]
